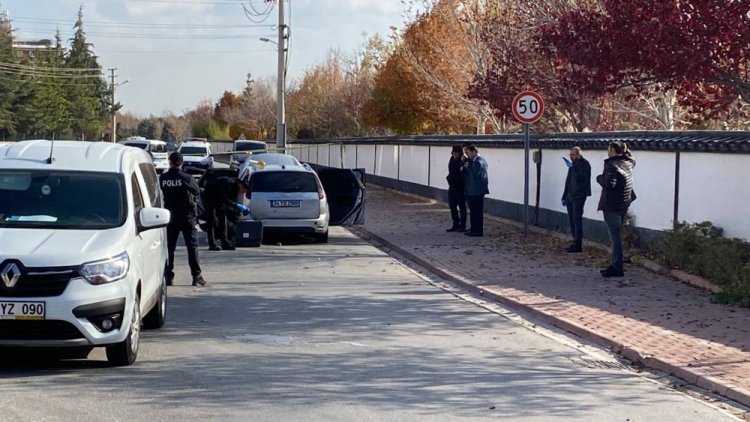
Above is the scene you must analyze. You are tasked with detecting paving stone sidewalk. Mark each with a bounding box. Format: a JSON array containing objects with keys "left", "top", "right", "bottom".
[{"left": 358, "top": 186, "right": 750, "bottom": 407}]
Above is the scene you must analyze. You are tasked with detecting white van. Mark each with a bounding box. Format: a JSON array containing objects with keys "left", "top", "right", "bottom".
[
  {"left": 121, "top": 137, "right": 169, "bottom": 174},
  {"left": 0, "top": 140, "right": 171, "bottom": 366}
]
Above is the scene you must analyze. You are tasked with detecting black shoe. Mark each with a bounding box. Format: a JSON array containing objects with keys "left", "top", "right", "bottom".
[
  {"left": 601, "top": 267, "right": 624, "bottom": 278},
  {"left": 566, "top": 245, "right": 583, "bottom": 253},
  {"left": 209, "top": 246, "right": 222, "bottom": 251},
  {"left": 465, "top": 232, "right": 484, "bottom": 237},
  {"left": 192, "top": 275, "right": 207, "bottom": 287},
  {"left": 165, "top": 276, "right": 173, "bottom": 287},
  {"left": 446, "top": 226, "right": 460, "bottom": 232},
  {"left": 464, "top": 228, "right": 473, "bottom": 233},
  {"left": 600, "top": 266, "right": 613, "bottom": 274},
  {"left": 221, "top": 244, "right": 236, "bottom": 251}
]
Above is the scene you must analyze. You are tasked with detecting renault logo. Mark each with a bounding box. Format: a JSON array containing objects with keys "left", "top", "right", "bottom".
[{"left": 1, "top": 263, "right": 21, "bottom": 288}]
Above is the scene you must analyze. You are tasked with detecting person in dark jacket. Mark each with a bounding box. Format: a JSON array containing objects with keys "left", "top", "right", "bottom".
[
  {"left": 596, "top": 142, "right": 636, "bottom": 278},
  {"left": 562, "top": 147, "right": 592, "bottom": 253},
  {"left": 160, "top": 152, "right": 206, "bottom": 287},
  {"left": 463, "top": 145, "right": 490, "bottom": 237},
  {"left": 446, "top": 145, "right": 467, "bottom": 232},
  {"left": 203, "top": 176, "right": 249, "bottom": 251}
]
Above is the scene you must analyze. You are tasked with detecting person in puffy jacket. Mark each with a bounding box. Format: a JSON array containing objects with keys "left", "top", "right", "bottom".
[
  {"left": 597, "top": 142, "right": 636, "bottom": 278},
  {"left": 446, "top": 145, "right": 467, "bottom": 232}
]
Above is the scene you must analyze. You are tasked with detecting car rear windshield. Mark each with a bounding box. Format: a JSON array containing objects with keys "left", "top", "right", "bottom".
[
  {"left": 250, "top": 171, "right": 318, "bottom": 193},
  {"left": 179, "top": 146, "right": 208, "bottom": 156},
  {"left": 0, "top": 170, "right": 126, "bottom": 229}
]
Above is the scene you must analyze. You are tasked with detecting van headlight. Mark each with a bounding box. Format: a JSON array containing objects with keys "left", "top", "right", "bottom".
[{"left": 80, "top": 252, "right": 130, "bottom": 285}]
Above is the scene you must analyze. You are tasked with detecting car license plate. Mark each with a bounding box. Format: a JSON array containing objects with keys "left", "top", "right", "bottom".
[
  {"left": 0, "top": 301, "right": 45, "bottom": 320},
  {"left": 270, "top": 200, "right": 301, "bottom": 208}
]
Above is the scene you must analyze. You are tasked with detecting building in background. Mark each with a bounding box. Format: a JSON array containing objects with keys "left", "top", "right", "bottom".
[{"left": 13, "top": 39, "right": 53, "bottom": 61}]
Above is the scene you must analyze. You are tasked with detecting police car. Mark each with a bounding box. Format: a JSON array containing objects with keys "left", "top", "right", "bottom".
[
  {"left": 0, "top": 140, "right": 170, "bottom": 366},
  {"left": 178, "top": 139, "right": 214, "bottom": 175},
  {"left": 120, "top": 137, "right": 169, "bottom": 174},
  {"left": 238, "top": 153, "right": 365, "bottom": 242}
]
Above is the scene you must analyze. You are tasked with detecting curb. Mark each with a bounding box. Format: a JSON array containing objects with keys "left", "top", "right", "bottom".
[{"left": 350, "top": 226, "right": 750, "bottom": 408}]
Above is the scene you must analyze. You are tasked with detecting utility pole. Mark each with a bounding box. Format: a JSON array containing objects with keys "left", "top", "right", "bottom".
[
  {"left": 276, "top": 0, "right": 286, "bottom": 152},
  {"left": 109, "top": 68, "right": 117, "bottom": 143}
]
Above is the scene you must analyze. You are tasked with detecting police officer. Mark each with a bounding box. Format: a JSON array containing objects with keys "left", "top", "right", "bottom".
[{"left": 160, "top": 152, "right": 206, "bottom": 287}]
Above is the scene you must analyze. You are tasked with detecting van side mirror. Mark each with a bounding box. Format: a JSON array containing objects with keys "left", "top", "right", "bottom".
[{"left": 138, "top": 208, "right": 171, "bottom": 232}]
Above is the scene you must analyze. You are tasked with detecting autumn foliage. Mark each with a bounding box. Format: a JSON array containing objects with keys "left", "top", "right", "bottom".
[{"left": 181, "top": 0, "right": 750, "bottom": 138}]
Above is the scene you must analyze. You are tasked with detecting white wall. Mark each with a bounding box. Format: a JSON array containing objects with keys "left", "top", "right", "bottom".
[
  {"left": 399, "top": 145, "right": 430, "bottom": 185},
  {"left": 357, "top": 145, "right": 376, "bottom": 174},
  {"left": 318, "top": 144, "right": 330, "bottom": 167},
  {"left": 627, "top": 151, "right": 676, "bottom": 231},
  {"left": 329, "top": 144, "right": 342, "bottom": 169},
  {"left": 679, "top": 153, "right": 750, "bottom": 239},
  {"left": 343, "top": 144, "right": 357, "bottom": 169},
  {"left": 482, "top": 148, "right": 532, "bottom": 204},
  {"left": 376, "top": 144, "right": 399, "bottom": 179},
  {"left": 429, "top": 146, "right": 452, "bottom": 190},
  {"left": 293, "top": 141, "right": 750, "bottom": 241}
]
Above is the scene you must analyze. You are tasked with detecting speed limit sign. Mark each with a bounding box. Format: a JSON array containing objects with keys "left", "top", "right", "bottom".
[{"left": 512, "top": 91, "right": 544, "bottom": 124}]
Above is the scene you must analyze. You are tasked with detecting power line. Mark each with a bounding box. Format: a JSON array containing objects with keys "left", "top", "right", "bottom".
[
  {"left": 130, "top": 0, "right": 266, "bottom": 4},
  {"left": 15, "top": 29, "right": 276, "bottom": 40},
  {"left": 11, "top": 17, "right": 275, "bottom": 29},
  {"left": 96, "top": 48, "right": 275, "bottom": 55},
  {"left": 0, "top": 61, "right": 101, "bottom": 74}
]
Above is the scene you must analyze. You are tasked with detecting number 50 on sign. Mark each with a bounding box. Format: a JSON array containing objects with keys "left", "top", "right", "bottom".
[{"left": 512, "top": 91, "right": 544, "bottom": 124}]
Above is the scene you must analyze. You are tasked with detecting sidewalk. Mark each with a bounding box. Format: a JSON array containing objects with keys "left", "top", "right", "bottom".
[{"left": 357, "top": 186, "right": 750, "bottom": 407}]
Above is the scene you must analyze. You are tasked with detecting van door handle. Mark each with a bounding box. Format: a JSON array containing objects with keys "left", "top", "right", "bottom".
[{"left": 151, "top": 240, "right": 161, "bottom": 249}]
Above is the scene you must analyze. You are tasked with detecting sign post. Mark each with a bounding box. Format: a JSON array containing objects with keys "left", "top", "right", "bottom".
[{"left": 512, "top": 91, "right": 544, "bottom": 237}]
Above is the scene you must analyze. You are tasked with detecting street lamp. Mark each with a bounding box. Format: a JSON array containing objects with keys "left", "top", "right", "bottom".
[
  {"left": 111, "top": 78, "right": 130, "bottom": 143},
  {"left": 259, "top": 37, "right": 277, "bottom": 45}
]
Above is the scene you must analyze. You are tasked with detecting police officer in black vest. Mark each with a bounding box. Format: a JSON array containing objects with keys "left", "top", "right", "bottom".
[{"left": 159, "top": 152, "right": 206, "bottom": 287}]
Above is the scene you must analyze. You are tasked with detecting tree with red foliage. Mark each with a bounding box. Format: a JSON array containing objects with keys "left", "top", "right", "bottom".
[{"left": 540, "top": 0, "right": 750, "bottom": 121}]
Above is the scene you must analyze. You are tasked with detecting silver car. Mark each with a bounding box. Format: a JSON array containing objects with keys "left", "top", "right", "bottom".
[{"left": 241, "top": 155, "right": 365, "bottom": 243}]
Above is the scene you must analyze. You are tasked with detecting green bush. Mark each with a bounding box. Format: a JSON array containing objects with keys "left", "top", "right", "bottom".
[{"left": 656, "top": 221, "right": 750, "bottom": 306}]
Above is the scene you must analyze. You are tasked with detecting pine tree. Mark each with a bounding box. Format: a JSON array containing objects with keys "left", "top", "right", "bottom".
[
  {"left": 24, "top": 31, "right": 72, "bottom": 138},
  {"left": 65, "top": 5, "right": 108, "bottom": 141},
  {"left": 0, "top": 9, "right": 19, "bottom": 138}
]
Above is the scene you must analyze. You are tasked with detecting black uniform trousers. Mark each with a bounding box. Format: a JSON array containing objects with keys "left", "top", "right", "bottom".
[
  {"left": 166, "top": 216, "right": 202, "bottom": 279},
  {"left": 448, "top": 189, "right": 467, "bottom": 230},
  {"left": 467, "top": 194, "right": 485, "bottom": 235},
  {"left": 206, "top": 205, "right": 237, "bottom": 249}
]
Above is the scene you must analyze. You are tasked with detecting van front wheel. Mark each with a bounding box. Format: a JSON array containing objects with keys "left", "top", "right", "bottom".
[{"left": 106, "top": 295, "right": 141, "bottom": 366}]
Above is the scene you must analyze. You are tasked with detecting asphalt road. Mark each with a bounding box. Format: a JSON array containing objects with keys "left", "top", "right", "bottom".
[{"left": 0, "top": 228, "right": 739, "bottom": 421}]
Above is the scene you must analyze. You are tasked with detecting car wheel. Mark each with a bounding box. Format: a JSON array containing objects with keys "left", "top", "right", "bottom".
[
  {"left": 106, "top": 294, "right": 141, "bottom": 366},
  {"left": 143, "top": 277, "right": 167, "bottom": 330},
  {"left": 314, "top": 231, "right": 329, "bottom": 243}
]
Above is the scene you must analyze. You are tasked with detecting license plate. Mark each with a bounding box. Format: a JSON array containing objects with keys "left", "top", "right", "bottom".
[
  {"left": 0, "top": 301, "right": 45, "bottom": 320},
  {"left": 270, "top": 200, "right": 300, "bottom": 208}
]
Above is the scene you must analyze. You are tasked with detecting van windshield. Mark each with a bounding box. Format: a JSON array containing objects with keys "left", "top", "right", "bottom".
[
  {"left": 179, "top": 146, "right": 208, "bottom": 156},
  {"left": 235, "top": 142, "right": 266, "bottom": 152},
  {"left": 0, "top": 170, "right": 126, "bottom": 229},
  {"left": 124, "top": 142, "right": 148, "bottom": 150}
]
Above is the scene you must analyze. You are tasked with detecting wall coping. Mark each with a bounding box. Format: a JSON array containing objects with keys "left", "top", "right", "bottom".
[{"left": 291, "top": 131, "right": 750, "bottom": 154}]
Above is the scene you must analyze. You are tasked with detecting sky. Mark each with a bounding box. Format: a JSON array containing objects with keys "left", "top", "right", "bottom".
[{"left": 2, "top": 0, "right": 406, "bottom": 116}]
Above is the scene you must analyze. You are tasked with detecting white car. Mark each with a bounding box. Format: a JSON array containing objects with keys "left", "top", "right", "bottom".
[
  {"left": 239, "top": 154, "right": 366, "bottom": 242},
  {"left": 0, "top": 140, "right": 171, "bottom": 366},
  {"left": 121, "top": 137, "right": 169, "bottom": 174},
  {"left": 178, "top": 140, "right": 213, "bottom": 175}
]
